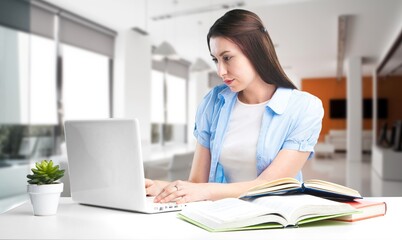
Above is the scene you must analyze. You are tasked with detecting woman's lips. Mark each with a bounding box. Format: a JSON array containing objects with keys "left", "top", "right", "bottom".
[{"left": 224, "top": 79, "right": 234, "bottom": 85}]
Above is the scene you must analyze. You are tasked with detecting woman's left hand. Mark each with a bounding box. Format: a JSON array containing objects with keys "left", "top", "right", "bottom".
[{"left": 153, "top": 180, "right": 211, "bottom": 204}]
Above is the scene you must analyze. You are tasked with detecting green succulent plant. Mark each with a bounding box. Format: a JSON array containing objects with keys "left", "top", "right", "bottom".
[{"left": 27, "top": 160, "right": 65, "bottom": 185}]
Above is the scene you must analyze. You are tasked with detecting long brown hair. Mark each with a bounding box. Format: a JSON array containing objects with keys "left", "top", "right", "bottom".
[{"left": 207, "top": 9, "right": 297, "bottom": 89}]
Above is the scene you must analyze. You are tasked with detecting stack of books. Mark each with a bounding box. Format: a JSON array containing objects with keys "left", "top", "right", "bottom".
[
  {"left": 332, "top": 199, "right": 387, "bottom": 222},
  {"left": 177, "top": 177, "right": 387, "bottom": 232}
]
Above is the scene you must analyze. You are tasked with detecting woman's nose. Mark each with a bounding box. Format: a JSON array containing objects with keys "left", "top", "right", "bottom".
[{"left": 216, "top": 62, "right": 227, "bottom": 78}]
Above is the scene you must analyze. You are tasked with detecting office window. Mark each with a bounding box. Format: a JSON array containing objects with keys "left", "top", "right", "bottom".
[
  {"left": 30, "top": 34, "right": 57, "bottom": 124},
  {"left": 151, "top": 70, "right": 187, "bottom": 144},
  {"left": 151, "top": 71, "right": 186, "bottom": 124},
  {"left": 167, "top": 74, "right": 186, "bottom": 124},
  {"left": 151, "top": 70, "right": 164, "bottom": 123},
  {"left": 62, "top": 44, "right": 110, "bottom": 120}
]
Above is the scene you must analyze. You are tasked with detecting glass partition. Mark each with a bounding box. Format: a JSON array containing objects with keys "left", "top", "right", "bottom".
[
  {"left": 0, "top": 0, "right": 33, "bottom": 210},
  {"left": 0, "top": 0, "right": 115, "bottom": 212},
  {"left": 376, "top": 31, "right": 402, "bottom": 150}
]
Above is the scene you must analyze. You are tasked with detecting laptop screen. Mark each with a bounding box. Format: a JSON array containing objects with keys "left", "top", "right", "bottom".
[{"left": 64, "top": 119, "right": 148, "bottom": 211}]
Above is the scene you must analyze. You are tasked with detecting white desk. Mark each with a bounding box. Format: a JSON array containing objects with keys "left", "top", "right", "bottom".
[{"left": 0, "top": 197, "right": 399, "bottom": 240}]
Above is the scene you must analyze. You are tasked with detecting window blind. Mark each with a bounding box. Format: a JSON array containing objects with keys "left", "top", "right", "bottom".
[
  {"left": 59, "top": 12, "right": 116, "bottom": 58},
  {"left": 30, "top": 3, "right": 56, "bottom": 39},
  {"left": 18, "top": 0, "right": 117, "bottom": 58}
]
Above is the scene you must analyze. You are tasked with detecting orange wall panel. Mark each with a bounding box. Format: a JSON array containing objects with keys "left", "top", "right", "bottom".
[{"left": 301, "top": 77, "right": 373, "bottom": 142}]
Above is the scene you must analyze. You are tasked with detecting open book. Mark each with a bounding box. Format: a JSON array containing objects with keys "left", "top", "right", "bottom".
[
  {"left": 178, "top": 195, "right": 357, "bottom": 232},
  {"left": 239, "top": 177, "right": 362, "bottom": 201}
]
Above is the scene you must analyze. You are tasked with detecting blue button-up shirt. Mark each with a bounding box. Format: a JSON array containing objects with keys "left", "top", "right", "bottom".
[{"left": 193, "top": 85, "right": 324, "bottom": 183}]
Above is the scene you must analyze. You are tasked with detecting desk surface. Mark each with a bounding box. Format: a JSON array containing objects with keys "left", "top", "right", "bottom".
[{"left": 0, "top": 197, "right": 399, "bottom": 240}]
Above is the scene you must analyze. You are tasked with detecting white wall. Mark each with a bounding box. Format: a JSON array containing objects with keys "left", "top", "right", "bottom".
[
  {"left": 378, "top": 11, "right": 402, "bottom": 66},
  {"left": 114, "top": 29, "right": 151, "bottom": 144},
  {"left": 284, "top": 69, "right": 301, "bottom": 89}
]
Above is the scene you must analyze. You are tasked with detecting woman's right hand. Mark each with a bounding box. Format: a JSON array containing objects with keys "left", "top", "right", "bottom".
[{"left": 145, "top": 178, "right": 169, "bottom": 197}]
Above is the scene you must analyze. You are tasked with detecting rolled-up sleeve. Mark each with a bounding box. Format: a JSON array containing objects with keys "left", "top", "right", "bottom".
[
  {"left": 193, "top": 86, "right": 224, "bottom": 149},
  {"left": 282, "top": 95, "right": 324, "bottom": 158}
]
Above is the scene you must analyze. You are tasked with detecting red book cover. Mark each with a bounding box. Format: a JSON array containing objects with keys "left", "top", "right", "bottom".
[{"left": 333, "top": 200, "right": 387, "bottom": 222}]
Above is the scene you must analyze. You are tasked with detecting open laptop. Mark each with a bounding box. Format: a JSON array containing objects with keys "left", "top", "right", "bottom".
[{"left": 64, "top": 118, "right": 186, "bottom": 213}]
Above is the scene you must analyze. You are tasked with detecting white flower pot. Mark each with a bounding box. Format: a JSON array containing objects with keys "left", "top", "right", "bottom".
[{"left": 27, "top": 183, "right": 64, "bottom": 216}]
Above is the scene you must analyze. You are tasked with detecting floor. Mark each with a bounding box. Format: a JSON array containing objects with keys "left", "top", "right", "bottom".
[{"left": 303, "top": 152, "right": 402, "bottom": 197}]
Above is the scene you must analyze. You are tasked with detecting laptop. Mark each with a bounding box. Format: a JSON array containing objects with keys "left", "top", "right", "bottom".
[{"left": 64, "top": 118, "right": 186, "bottom": 213}]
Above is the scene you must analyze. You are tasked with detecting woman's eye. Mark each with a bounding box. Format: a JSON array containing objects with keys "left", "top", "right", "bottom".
[
  {"left": 223, "top": 56, "right": 232, "bottom": 62},
  {"left": 211, "top": 58, "right": 218, "bottom": 63}
]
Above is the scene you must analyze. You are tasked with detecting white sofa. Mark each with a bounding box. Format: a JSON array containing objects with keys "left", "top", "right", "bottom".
[{"left": 324, "top": 130, "right": 372, "bottom": 152}]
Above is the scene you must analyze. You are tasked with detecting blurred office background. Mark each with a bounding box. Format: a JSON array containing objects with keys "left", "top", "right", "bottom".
[{"left": 1, "top": 0, "right": 402, "bottom": 213}]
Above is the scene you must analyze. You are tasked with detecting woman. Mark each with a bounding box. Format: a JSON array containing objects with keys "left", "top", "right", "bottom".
[{"left": 146, "top": 9, "right": 323, "bottom": 204}]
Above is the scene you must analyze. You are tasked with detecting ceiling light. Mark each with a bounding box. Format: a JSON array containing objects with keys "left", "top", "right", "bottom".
[
  {"left": 152, "top": 41, "right": 180, "bottom": 61},
  {"left": 151, "top": 1, "right": 245, "bottom": 21},
  {"left": 190, "top": 58, "right": 211, "bottom": 72}
]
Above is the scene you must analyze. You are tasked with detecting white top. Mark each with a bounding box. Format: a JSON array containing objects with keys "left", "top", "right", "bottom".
[{"left": 220, "top": 98, "right": 268, "bottom": 182}]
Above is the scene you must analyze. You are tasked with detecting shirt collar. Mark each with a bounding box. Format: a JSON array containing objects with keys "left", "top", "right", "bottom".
[
  {"left": 267, "top": 87, "right": 293, "bottom": 115},
  {"left": 218, "top": 85, "right": 237, "bottom": 102},
  {"left": 217, "top": 85, "right": 293, "bottom": 115}
]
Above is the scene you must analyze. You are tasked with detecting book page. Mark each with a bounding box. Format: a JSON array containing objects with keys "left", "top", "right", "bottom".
[
  {"left": 240, "top": 178, "right": 302, "bottom": 198},
  {"left": 246, "top": 177, "right": 301, "bottom": 192},
  {"left": 180, "top": 198, "right": 288, "bottom": 230},
  {"left": 250, "top": 194, "right": 354, "bottom": 225},
  {"left": 186, "top": 198, "right": 276, "bottom": 223},
  {"left": 304, "top": 179, "right": 361, "bottom": 197}
]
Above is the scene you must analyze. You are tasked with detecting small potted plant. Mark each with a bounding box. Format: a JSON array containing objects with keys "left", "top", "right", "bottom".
[{"left": 27, "top": 160, "right": 65, "bottom": 216}]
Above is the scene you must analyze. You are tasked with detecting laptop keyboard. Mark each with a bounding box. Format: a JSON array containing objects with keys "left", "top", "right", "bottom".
[
  {"left": 147, "top": 197, "right": 186, "bottom": 212},
  {"left": 152, "top": 202, "right": 185, "bottom": 211}
]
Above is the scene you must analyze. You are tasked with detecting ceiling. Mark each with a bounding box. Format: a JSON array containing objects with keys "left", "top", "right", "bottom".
[{"left": 45, "top": 0, "right": 402, "bottom": 80}]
